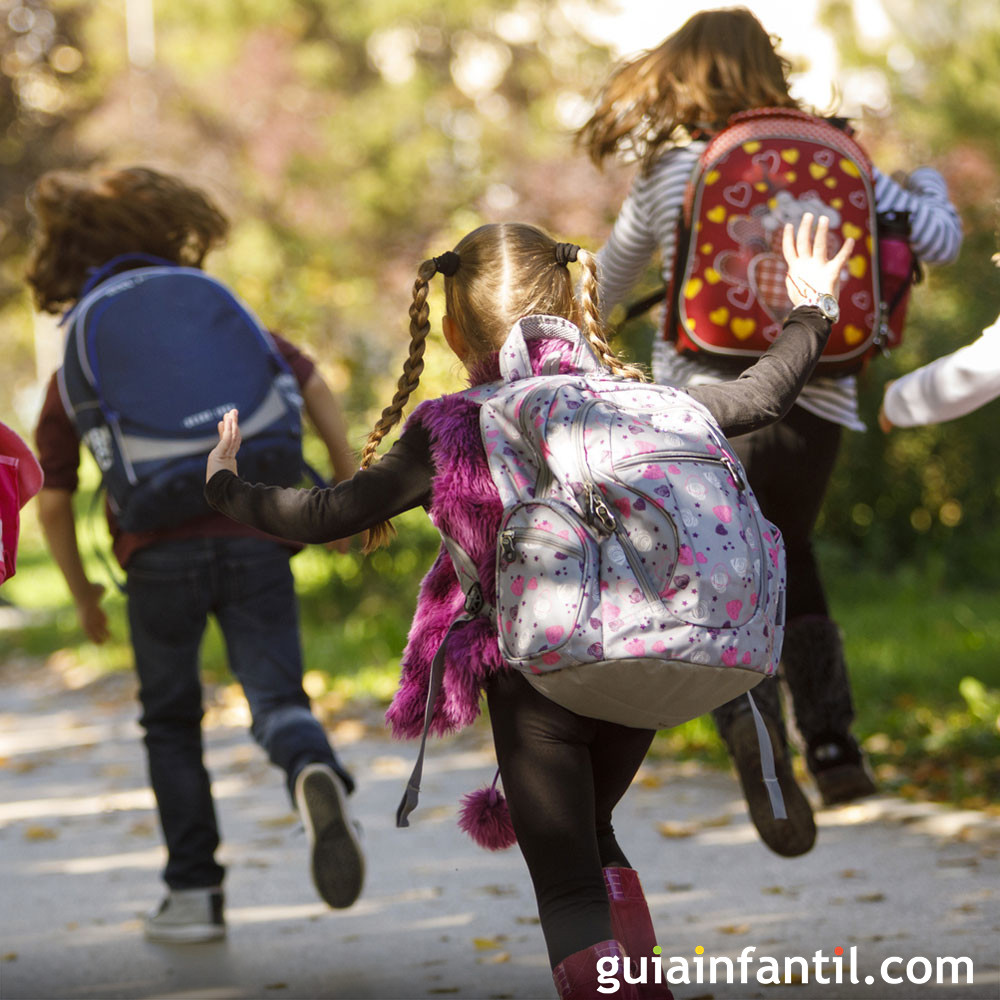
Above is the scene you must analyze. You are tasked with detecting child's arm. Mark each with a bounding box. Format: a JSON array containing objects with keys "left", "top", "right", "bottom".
[
  {"left": 685, "top": 215, "right": 854, "bottom": 438},
  {"left": 301, "top": 371, "right": 357, "bottom": 485},
  {"left": 35, "top": 488, "right": 110, "bottom": 643},
  {"left": 873, "top": 167, "right": 962, "bottom": 265},
  {"left": 880, "top": 312, "right": 1000, "bottom": 429},
  {"left": 205, "top": 410, "right": 433, "bottom": 543}
]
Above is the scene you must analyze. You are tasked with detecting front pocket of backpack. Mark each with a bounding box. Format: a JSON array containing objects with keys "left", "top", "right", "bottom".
[
  {"left": 495, "top": 502, "right": 597, "bottom": 664},
  {"left": 613, "top": 454, "right": 765, "bottom": 628}
]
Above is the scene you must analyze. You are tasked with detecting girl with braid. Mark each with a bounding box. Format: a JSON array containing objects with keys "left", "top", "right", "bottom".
[{"left": 205, "top": 218, "right": 850, "bottom": 999}]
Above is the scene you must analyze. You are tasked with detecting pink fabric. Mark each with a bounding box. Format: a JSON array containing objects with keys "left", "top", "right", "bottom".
[
  {"left": 1, "top": 422, "right": 43, "bottom": 585},
  {"left": 0, "top": 421, "right": 43, "bottom": 506},
  {"left": 385, "top": 337, "right": 584, "bottom": 739}
]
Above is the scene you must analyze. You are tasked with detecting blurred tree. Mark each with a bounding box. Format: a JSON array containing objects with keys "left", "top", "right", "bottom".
[
  {"left": 817, "top": 0, "right": 1000, "bottom": 582},
  {"left": 2, "top": 0, "right": 630, "bottom": 441},
  {"left": 1, "top": 0, "right": 93, "bottom": 380}
]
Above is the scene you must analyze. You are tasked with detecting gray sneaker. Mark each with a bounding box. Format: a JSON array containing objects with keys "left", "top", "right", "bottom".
[
  {"left": 144, "top": 887, "right": 225, "bottom": 943},
  {"left": 295, "top": 763, "right": 364, "bottom": 909}
]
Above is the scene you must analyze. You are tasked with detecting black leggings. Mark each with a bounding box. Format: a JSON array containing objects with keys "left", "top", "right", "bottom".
[
  {"left": 486, "top": 670, "right": 655, "bottom": 968},
  {"left": 713, "top": 404, "right": 849, "bottom": 740}
]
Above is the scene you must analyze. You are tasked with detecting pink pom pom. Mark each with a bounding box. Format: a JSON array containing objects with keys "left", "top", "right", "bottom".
[{"left": 457, "top": 781, "right": 516, "bottom": 851}]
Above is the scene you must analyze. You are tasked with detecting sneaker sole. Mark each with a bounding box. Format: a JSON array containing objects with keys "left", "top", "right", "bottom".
[
  {"left": 727, "top": 713, "right": 816, "bottom": 858},
  {"left": 144, "top": 923, "right": 226, "bottom": 944},
  {"left": 296, "top": 765, "right": 365, "bottom": 909}
]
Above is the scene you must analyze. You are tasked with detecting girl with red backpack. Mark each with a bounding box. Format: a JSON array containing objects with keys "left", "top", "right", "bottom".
[
  {"left": 205, "top": 215, "right": 850, "bottom": 998},
  {"left": 578, "top": 6, "right": 962, "bottom": 858}
]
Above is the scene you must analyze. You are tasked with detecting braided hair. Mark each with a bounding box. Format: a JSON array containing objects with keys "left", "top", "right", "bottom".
[{"left": 361, "top": 224, "right": 645, "bottom": 550}]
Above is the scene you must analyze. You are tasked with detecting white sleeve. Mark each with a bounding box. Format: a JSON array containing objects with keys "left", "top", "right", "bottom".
[
  {"left": 882, "top": 313, "right": 1000, "bottom": 426},
  {"left": 873, "top": 166, "right": 963, "bottom": 265}
]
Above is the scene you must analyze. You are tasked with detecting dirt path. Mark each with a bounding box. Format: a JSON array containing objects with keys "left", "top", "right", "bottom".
[{"left": 0, "top": 653, "right": 997, "bottom": 1000}]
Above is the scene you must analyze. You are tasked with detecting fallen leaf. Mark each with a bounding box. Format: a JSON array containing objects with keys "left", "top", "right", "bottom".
[
  {"left": 855, "top": 893, "right": 885, "bottom": 903},
  {"left": 473, "top": 936, "right": 506, "bottom": 951},
  {"left": 2, "top": 953, "right": 17, "bottom": 962},
  {"left": 658, "top": 821, "right": 696, "bottom": 839},
  {"left": 515, "top": 915, "right": 540, "bottom": 925},
  {"left": 257, "top": 814, "right": 297, "bottom": 829},
  {"left": 477, "top": 885, "right": 517, "bottom": 897},
  {"left": 478, "top": 952, "right": 511, "bottom": 965},
  {"left": 24, "top": 825, "right": 57, "bottom": 841},
  {"left": 700, "top": 813, "right": 733, "bottom": 829},
  {"left": 717, "top": 923, "right": 751, "bottom": 935}
]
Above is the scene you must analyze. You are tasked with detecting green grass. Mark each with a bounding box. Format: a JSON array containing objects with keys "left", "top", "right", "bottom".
[{"left": 3, "top": 493, "right": 997, "bottom": 807}]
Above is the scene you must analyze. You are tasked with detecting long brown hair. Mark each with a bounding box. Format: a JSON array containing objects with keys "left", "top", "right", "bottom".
[
  {"left": 359, "top": 223, "right": 646, "bottom": 551},
  {"left": 577, "top": 7, "right": 800, "bottom": 173},
  {"left": 26, "top": 166, "right": 229, "bottom": 313}
]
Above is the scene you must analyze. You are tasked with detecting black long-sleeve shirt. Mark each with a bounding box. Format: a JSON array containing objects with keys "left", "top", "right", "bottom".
[{"left": 206, "top": 307, "right": 830, "bottom": 543}]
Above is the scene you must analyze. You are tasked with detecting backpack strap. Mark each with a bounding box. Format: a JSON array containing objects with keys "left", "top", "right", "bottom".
[
  {"left": 61, "top": 254, "right": 181, "bottom": 326},
  {"left": 746, "top": 689, "right": 788, "bottom": 820},
  {"left": 395, "top": 532, "right": 494, "bottom": 828}
]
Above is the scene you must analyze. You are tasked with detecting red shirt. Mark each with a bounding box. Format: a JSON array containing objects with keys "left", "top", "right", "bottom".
[{"left": 35, "top": 334, "right": 315, "bottom": 568}]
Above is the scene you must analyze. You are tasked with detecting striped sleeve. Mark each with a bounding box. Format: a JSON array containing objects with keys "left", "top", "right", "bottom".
[
  {"left": 873, "top": 166, "right": 962, "bottom": 264},
  {"left": 597, "top": 144, "right": 703, "bottom": 319}
]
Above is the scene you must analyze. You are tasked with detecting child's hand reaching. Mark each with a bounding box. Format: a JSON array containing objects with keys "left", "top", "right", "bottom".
[
  {"left": 206, "top": 408, "right": 241, "bottom": 481},
  {"left": 782, "top": 213, "right": 855, "bottom": 309}
]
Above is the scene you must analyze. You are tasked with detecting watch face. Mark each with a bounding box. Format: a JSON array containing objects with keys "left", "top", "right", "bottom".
[{"left": 820, "top": 293, "right": 840, "bottom": 322}]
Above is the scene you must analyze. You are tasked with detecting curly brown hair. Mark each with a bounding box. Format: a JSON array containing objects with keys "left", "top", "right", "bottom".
[
  {"left": 577, "top": 7, "right": 801, "bottom": 174},
  {"left": 26, "top": 166, "right": 229, "bottom": 313}
]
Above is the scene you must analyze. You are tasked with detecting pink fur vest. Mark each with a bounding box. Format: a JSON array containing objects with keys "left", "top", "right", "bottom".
[{"left": 385, "top": 337, "right": 582, "bottom": 739}]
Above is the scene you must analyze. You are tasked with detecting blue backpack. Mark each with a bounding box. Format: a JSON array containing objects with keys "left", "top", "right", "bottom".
[{"left": 59, "top": 254, "right": 311, "bottom": 533}]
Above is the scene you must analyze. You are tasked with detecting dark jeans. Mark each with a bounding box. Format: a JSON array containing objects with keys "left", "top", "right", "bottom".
[
  {"left": 126, "top": 536, "right": 352, "bottom": 890},
  {"left": 487, "top": 671, "right": 655, "bottom": 968},
  {"left": 713, "top": 403, "right": 854, "bottom": 744}
]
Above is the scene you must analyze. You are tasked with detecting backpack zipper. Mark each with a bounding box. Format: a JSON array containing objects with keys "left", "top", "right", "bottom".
[
  {"left": 516, "top": 382, "right": 557, "bottom": 496},
  {"left": 565, "top": 399, "right": 661, "bottom": 604},
  {"left": 498, "top": 524, "right": 584, "bottom": 569},
  {"left": 617, "top": 450, "right": 746, "bottom": 492}
]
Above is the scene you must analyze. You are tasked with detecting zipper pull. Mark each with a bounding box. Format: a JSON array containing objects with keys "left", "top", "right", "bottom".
[
  {"left": 584, "top": 483, "right": 617, "bottom": 535},
  {"left": 500, "top": 530, "right": 517, "bottom": 567},
  {"left": 722, "top": 453, "right": 746, "bottom": 492}
]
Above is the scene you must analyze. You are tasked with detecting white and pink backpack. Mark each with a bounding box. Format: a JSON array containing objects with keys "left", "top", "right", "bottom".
[
  {"left": 465, "top": 313, "right": 786, "bottom": 726},
  {"left": 398, "top": 314, "right": 788, "bottom": 827}
]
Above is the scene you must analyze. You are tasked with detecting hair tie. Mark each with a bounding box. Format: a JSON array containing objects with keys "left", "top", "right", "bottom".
[
  {"left": 433, "top": 251, "right": 461, "bottom": 276},
  {"left": 554, "top": 243, "right": 579, "bottom": 266}
]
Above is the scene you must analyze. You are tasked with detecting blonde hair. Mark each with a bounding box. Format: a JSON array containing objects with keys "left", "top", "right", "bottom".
[
  {"left": 359, "top": 223, "right": 646, "bottom": 550},
  {"left": 577, "top": 7, "right": 800, "bottom": 173}
]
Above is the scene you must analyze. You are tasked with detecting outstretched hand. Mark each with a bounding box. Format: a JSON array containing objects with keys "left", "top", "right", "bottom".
[
  {"left": 206, "top": 408, "right": 241, "bottom": 481},
  {"left": 782, "top": 213, "right": 855, "bottom": 308}
]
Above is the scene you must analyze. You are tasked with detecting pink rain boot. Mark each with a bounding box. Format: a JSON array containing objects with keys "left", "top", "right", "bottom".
[
  {"left": 552, "top": 940, "right": 639, "bottom": 999},
  {"left": 604, "top": 867, "right": 674, "bottom": 999}
]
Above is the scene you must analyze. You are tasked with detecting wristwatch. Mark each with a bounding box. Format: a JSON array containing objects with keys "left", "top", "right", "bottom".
[{"left": 803, "top": 292, "right": 840, "bottom": 324}]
